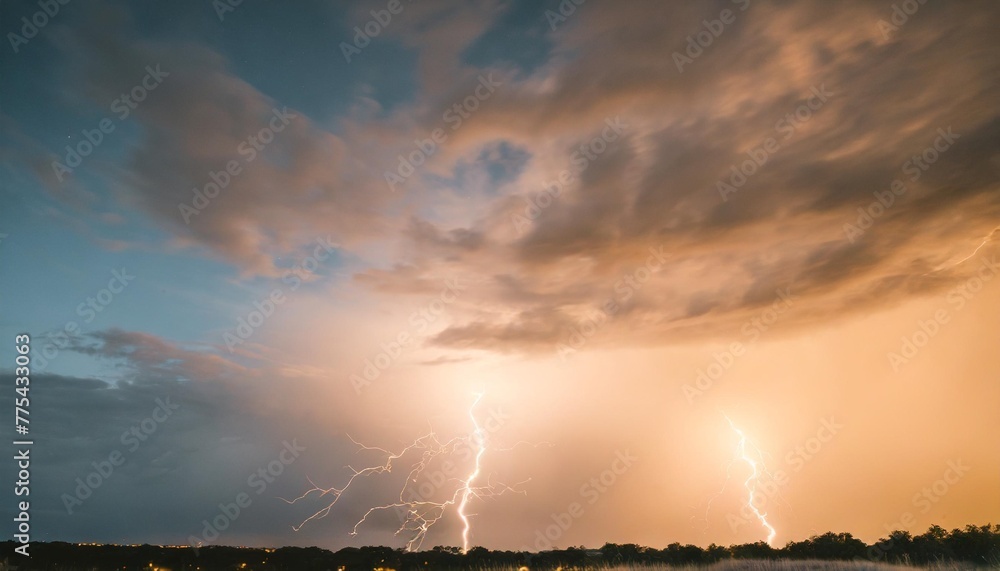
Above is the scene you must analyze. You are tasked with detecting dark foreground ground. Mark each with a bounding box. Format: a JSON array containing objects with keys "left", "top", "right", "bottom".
[{"left": 3, "top": 524, "right": 998, "bottom": 570}]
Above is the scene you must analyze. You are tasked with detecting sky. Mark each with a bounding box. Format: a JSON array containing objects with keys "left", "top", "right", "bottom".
[{"left": 1, "top": 0, "right": 999, "bottom": 554}]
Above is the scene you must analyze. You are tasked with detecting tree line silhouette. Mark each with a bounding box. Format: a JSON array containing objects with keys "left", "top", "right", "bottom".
[{"left": 3, "top": 524, "right": 998, "bottom": 570}]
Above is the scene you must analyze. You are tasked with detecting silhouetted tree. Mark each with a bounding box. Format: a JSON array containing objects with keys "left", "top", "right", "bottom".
[{"left": 4, "top": 522, "right": 999, "bottom": 570}]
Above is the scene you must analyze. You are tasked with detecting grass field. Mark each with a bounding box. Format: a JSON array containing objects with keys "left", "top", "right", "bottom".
[{"left": 485, "top": 561, "right": 988, "bottom": 571}]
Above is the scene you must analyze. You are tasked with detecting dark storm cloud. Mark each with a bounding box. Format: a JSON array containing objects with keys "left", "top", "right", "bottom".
[
  {"left": 363, "top": 0, "right": 1000, "bottom": 352},
  {"left": 0, "top": 330, "right": 321, "bottom": 544},
  {"left": 45, "top": 3, "right": 393, "bottom": 276},
  {"left": 10, "top": 0, "right": 1000, "bottom": 354}
]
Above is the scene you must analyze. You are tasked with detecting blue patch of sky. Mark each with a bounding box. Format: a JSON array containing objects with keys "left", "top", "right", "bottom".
[{"left": 461, "top": 0, "right": 555, "bottom": 77}]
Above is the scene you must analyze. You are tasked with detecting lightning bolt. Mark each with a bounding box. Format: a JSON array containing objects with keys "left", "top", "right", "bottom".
[
  {"left": 926, "top": 225, "right": 999, "bottom": 274},
  {"left": 724, "top": 415, "right": 777, "bottom": 546},
  {"left": 457, "top": 391, "right": 486, "bottom": 552},
  {"left": 284, "top": 391, "right": 530, "bottom": 552}
]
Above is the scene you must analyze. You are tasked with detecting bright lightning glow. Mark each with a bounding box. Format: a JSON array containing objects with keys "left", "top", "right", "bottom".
[
  {"left": 723, "top": 415, "right": 778, "bottom": 546},
  {"left": 284, "top": 391, "right": 529, "bottom": 552}
]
